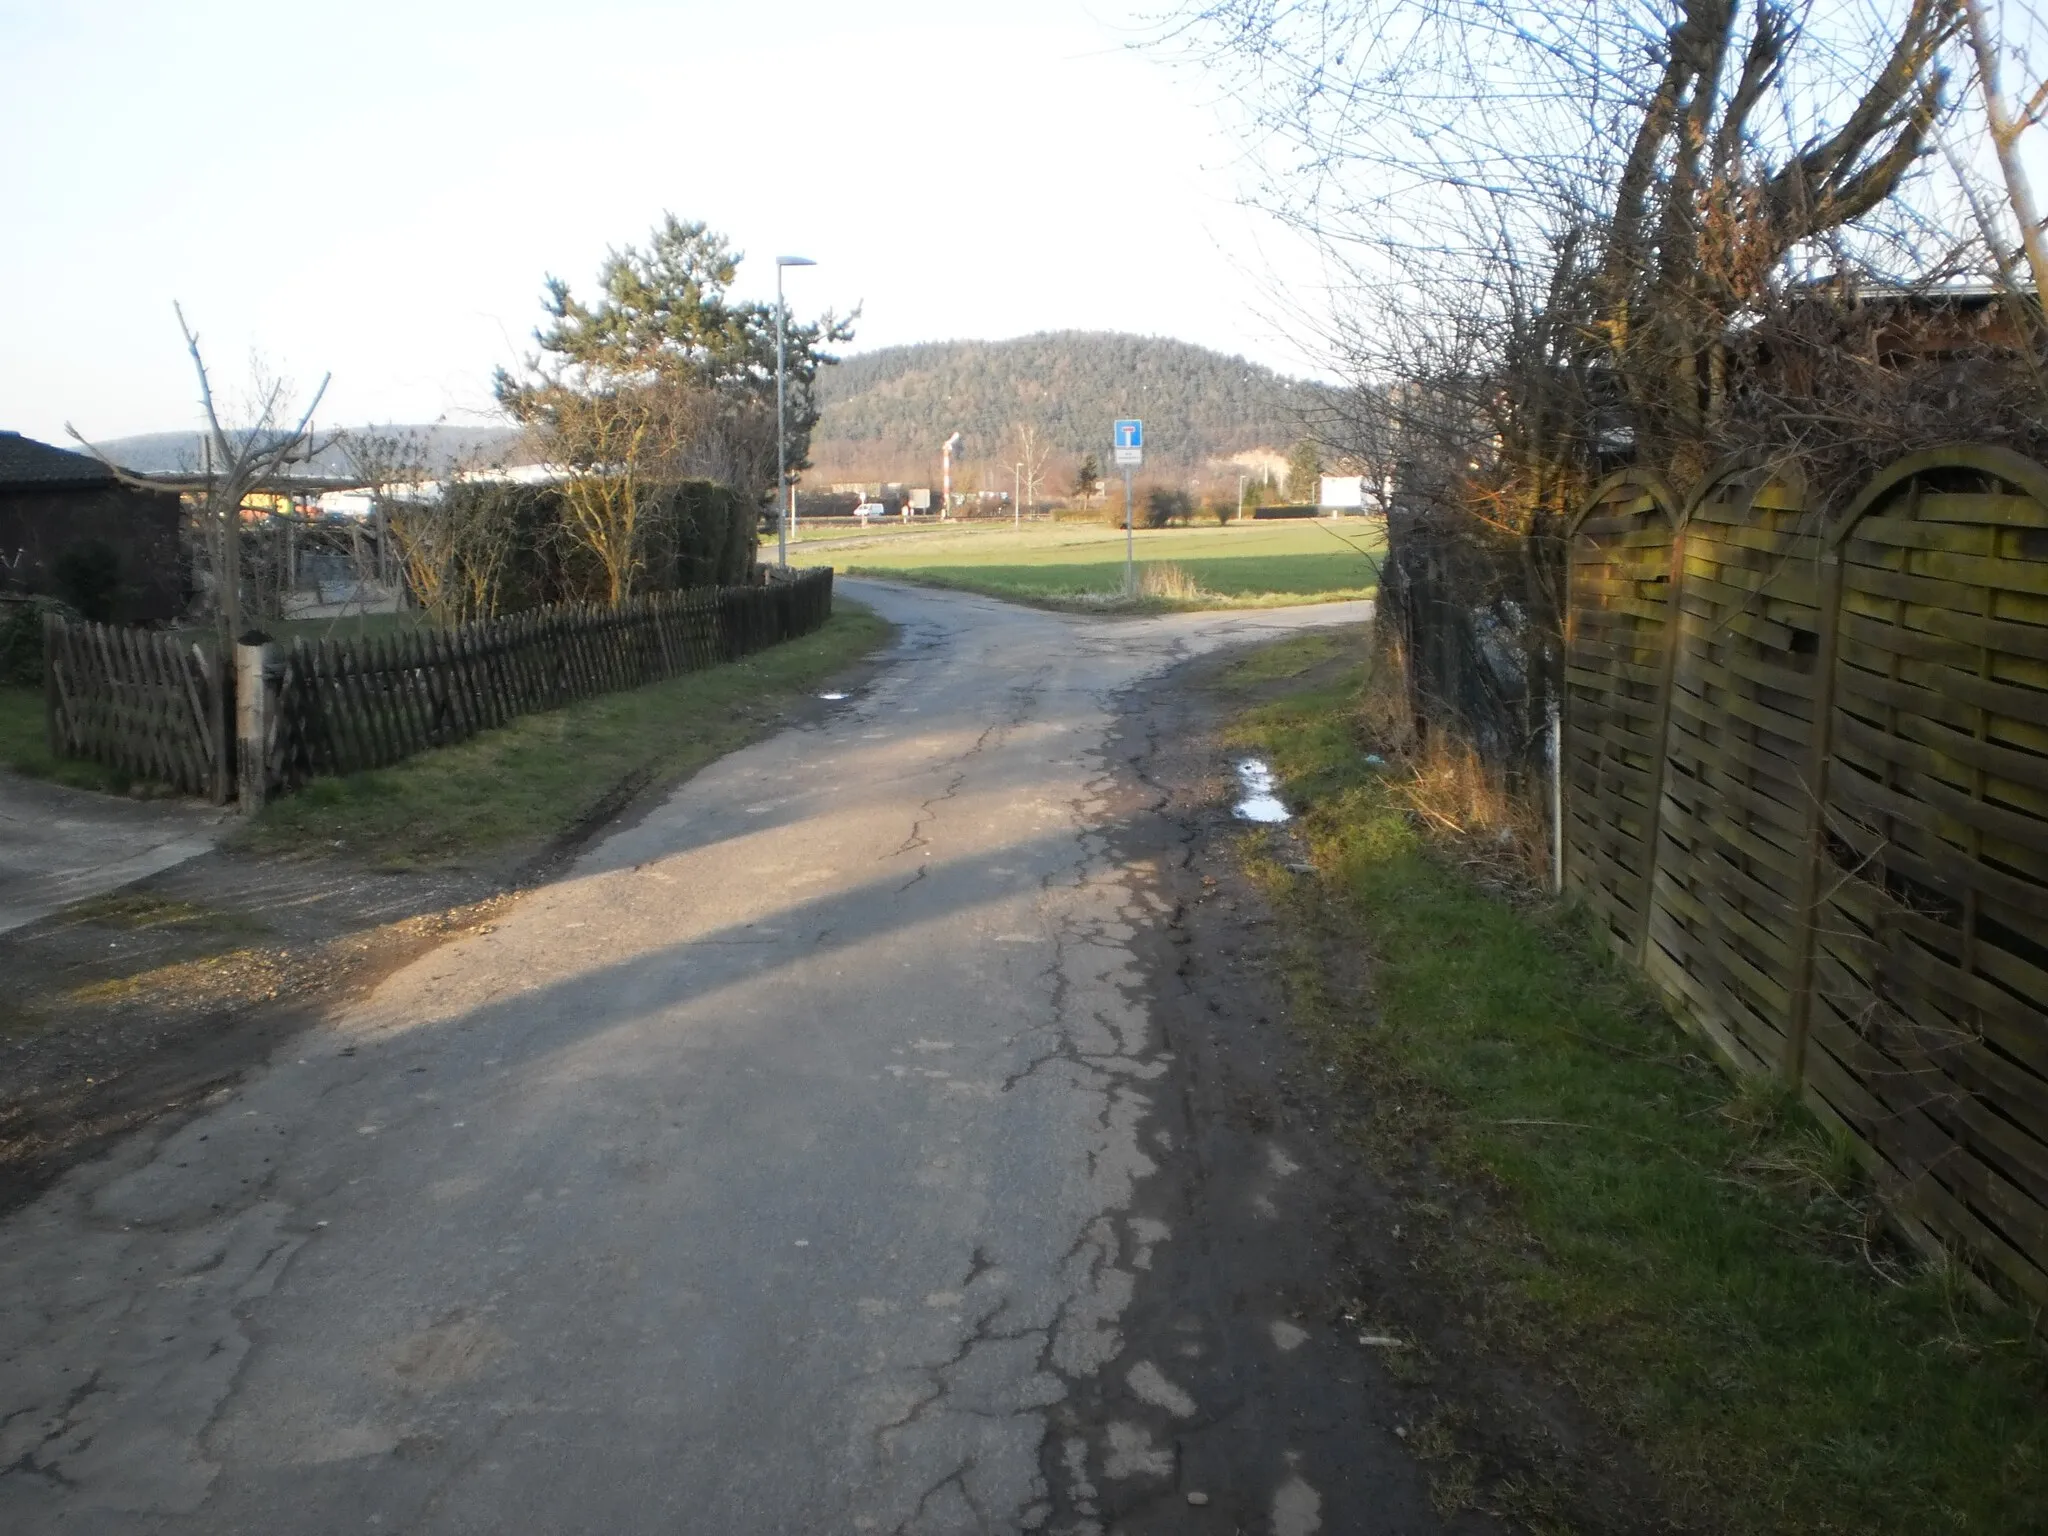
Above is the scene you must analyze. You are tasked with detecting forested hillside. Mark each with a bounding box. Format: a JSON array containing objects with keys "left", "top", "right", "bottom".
[{"left": 809, "top": 332, "right": 1324, "bottom": 480}]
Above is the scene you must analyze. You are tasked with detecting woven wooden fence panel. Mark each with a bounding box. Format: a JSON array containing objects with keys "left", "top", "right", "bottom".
[
  {"left": 1805, "top": 451, "right": 2048, "bottom": 1303},
  {"left": 1645, "top": 471, "right": 1827, "bottom": 1077},
  {"left": 1563, "top": 477, "right": 1677, "bottom": 957},
  {"left": 44, "top": 615, "right": 228, "bottom": 800},
  {"left": 1563, "top": 448, "right": 2048, "bottom": 1304},
  {"left": 270, "top": 571, "right": 833, "bottom": 789}
]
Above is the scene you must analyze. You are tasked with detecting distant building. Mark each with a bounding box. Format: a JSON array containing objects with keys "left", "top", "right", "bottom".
[
  {"left": 0, "top": 431, "right": 188, "bottom": 623},
  {"left": 1318, "top": 474, "right": 1366, "bottom": 512}
]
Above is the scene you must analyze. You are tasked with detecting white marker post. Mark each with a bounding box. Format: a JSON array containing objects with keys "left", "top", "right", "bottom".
[{"left": 1113, "top": 419, "right": 1142, "bottom": 594}]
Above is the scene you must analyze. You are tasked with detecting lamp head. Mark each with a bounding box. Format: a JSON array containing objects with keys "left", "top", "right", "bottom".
[{"left": 777, "top": 256, "right": 817, "bottom": 268}]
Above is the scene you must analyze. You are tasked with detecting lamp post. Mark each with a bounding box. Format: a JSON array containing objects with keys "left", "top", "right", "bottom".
[
  {"left": 1013, "top": 463, "right": 1023, "bottom": 530},
  {"left": 1236, "top": 473, "right": 1247, "bottom": 523},
  {"left": 774, "top": 255, "right": 817, "bottom": 568}
]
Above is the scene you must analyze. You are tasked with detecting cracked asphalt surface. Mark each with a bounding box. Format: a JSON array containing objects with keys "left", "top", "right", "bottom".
[{"left": 0, "top": 578, "right": 1441, "bottom": 1535}]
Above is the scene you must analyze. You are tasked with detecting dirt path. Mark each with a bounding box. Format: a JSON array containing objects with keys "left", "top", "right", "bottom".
[{"left": 1098, "top": 647, "right": 1660, "bottom": 1534}]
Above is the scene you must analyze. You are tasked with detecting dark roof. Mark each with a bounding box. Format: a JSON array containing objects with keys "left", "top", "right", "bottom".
[{"left": 0, "top": 430, "right": 118, "bottom": 489}]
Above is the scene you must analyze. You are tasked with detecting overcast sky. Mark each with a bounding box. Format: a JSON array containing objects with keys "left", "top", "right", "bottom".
[{"left": 0, "top": 0, "right": 1333, "bottom": 444}]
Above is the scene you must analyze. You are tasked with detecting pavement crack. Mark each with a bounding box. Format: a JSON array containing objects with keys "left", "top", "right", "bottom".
[
  {"left": 886, "top": 675, "right": 1047, "bottom": 862},
  {"left": 962, "top": 1244, "right": 995, "bottom": 1289}
]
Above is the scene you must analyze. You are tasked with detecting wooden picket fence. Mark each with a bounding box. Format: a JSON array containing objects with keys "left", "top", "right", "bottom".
[
  {"left": 44, "top": 617, "right": 231, "bottom": 800},
  {"left": 44, "top": 569, "right": 834, "bottom": 803},
  {"left": 1564, "top": 445, "right": 2048, "bottom": 1305}
]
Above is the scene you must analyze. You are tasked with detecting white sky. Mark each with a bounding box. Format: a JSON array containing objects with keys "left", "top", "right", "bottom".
[{"left": 0, "top": 0, "right": 1334, "bottom": 444}]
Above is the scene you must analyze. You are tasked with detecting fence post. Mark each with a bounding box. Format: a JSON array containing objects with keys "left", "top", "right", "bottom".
[
  {"left": 42, "top": 608, "right": 60, "bottom": 758},
  {"left": 1782, "top": 540, "right": 1847, "bottom": 1087},
  {"left": 199, "top": 640, "right": 231, "bottom": 805},
  {"left": 1633, "top": 519, "right": 1687, "bottom": 968},
  {"left": 236, "top": 634, "right": 277, "bottom": 814},
  {"left": 1549, "top": 696, "right": 1565, "bottom": 895}
]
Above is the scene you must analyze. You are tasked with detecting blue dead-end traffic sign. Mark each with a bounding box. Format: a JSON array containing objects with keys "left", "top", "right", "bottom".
[{"left": 1114, "top": 419, "right": 1143, "bottom": 450}]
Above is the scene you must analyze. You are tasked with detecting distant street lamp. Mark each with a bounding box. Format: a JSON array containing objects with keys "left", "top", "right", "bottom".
[
  {"left": 775, "top": 255, "right": 817, "bottom": 567},
  {"left": 1013, "top": 463, "right": 1023, "bottom": 530},
  {"left": 941, "top": 431, "right": 962, "bottom": 521}
]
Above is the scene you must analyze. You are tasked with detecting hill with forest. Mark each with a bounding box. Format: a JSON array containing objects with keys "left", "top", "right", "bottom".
[{"left": 808, "top": 332, "right": 1326, "bottom": 481}]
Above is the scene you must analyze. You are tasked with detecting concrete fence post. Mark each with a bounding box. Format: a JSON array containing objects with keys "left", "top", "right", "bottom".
[{"left": 235, "top": 634, "right": 277, "bottom": 815}]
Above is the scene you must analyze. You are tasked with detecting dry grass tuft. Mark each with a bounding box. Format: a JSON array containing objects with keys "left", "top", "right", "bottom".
[
  {"left": 1350, "top": 638, "right": 1551, "bottom": 894},
  {"left": 1134, "top": 561, "right": 1206, "bottom": 601}
]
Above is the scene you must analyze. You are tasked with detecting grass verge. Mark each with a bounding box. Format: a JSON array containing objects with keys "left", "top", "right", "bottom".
[
  {"left": 1223, "top": 632, "right": 2047, "bottom": 1534},
  {"left": 0, "top": 685, "right": 134, "bottom": 793},
  {"left": 240, "top": 602, "right": 891, "bottom": 869}
]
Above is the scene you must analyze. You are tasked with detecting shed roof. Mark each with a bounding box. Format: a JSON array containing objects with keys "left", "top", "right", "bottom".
[{"left": 0, "top": 430, "right": 116, "bottom": 489}]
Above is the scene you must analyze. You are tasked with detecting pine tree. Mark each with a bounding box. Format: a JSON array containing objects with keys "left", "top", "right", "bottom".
[
  {"left": 1072, "top": 452, "right": 1103, "bottom": 507},
  {"left": 1285, "top": 438, "right": 1322, "bottom": 504}
]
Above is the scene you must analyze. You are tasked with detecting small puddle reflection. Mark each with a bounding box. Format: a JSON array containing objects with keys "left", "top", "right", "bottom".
[
  {"left": 1232, "top": 759, "right": 1291, "bottom": 823},
  {"left": 818, "top": 691, "right": 850, "bottom": 701}
]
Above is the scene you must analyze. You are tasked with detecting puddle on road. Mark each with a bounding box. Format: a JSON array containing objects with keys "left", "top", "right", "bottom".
[
  {"left": 818, "top": 691, "right": 850, "bottom": 701},
  {"left": 1232, "top": 759, "right": 1292, "bottom": 823}
]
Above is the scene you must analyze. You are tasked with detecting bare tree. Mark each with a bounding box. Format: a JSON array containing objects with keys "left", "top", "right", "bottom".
[
  {"left": 337, "top": 426, "right": 435, "bottom": 595},
  {"left": 1159, "top": 0, "right": 1974, "bottom": 782},
  {"left": 68, "top": 303, "right": 328, "bottom": 647},
  {"left": 1167, "top": 0, "right": 1966, "bottom": 493},
  {"left": 537, "top": 386, "right": 687, "bottom": 606},
  {"left": 380, "top": 471, "right": 519, "bottom": 626},
  {"left": 1961, "top": 0, "right": 2048, "bottom": 305},
  {"left": 1013, "top": 423, "right": 1053, "bottom": 517}
]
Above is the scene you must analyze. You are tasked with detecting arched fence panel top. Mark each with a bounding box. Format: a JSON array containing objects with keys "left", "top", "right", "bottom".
[
  {"left": 1829, "top": 443, "right": 2048, "bottom": 547},
  {"left": 1645, "top": 460, "right": 1829, "bottom": 1078},
  {"left": 1562, "top": 474, "right": 1683, "bottom": 958},
  {"left": 1808, "top": 448, "right": 2048, "bottom": 1304},
  {"left": 1566, "top": 469, "right": 1681, "bottom": 541},
  {"left": 1671, "top": 453, "right": 1813, "bottom": 533}
]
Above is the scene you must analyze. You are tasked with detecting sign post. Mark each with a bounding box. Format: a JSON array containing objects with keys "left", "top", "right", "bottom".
[{"left": 1113, "top": 419, "right": 1143, "bottom": 594}]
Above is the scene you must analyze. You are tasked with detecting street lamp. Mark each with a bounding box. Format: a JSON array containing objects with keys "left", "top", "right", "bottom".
[
  {"left": 941, "top": 432, "right": 961, "bottom": 521},
  {"left": 1013, "top": 463, "right": 1023, "bottom": 530},
  {"left": 775, "top": 255, "right": 817, "bottom": 568}
]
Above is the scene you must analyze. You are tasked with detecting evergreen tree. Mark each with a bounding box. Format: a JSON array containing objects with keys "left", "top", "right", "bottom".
[
  {"left": 495, "top": 215, "right": 856, "bottom": 495},
  {"left": 1285, "top": 438, "right": 1322, "bottom": 503},
  {"left": 1072, "top": 452, "right": 1103, "bottom": 506}
]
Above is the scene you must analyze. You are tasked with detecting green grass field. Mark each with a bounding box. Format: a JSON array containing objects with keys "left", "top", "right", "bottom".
[{"left": 784, "top": 518, "right": 1383, "bottom": 608}]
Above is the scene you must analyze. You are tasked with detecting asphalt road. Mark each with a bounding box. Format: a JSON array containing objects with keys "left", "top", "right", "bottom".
[
  {"left": 0, "top": 771, "right": 224, "bottom": 936},
  {"left": 0, "top": 580, "right": 1387, "bottom": 1535}
]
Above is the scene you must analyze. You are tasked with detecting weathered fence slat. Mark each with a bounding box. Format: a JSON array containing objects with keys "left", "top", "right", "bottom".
[
  {"left": 43, "top": 615, "right": 223, "bottom": 799},
  {"left": 44, "top": 569, "right": 833, "bottom": 806},
  {"left": 1563, "top": 450, "right": 2048, "bottom": 1308}
]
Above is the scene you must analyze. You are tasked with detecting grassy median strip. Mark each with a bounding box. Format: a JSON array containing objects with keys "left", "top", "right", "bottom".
[
  {"left": 1224, "top": 633, "right": 2047, "bottom": 1535},
  {"left": 241, "top": 603, "right": 891, "bottom": 869}
]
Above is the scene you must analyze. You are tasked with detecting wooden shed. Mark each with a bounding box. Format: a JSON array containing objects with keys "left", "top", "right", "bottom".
[{"left": 0, "top": 430, "right": 188, "bottom": 624}]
